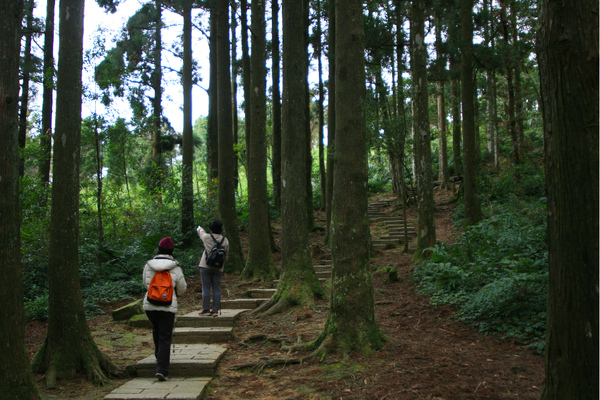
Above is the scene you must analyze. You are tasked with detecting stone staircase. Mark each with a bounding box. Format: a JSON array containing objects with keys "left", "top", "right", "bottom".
[
  {"left": 368, "top": 197, "right": 416, "bottom": 251},
  {"left": 104, "top": 307, "right": 249, "bottom": 399},
  {"left": 104, "top": 198, "right": 404, "bottom": 399}
]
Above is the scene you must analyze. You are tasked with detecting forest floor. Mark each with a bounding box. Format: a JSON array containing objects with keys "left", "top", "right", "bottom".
[{"left": 26, "top": 190, "right": 544, "bottom": 399}]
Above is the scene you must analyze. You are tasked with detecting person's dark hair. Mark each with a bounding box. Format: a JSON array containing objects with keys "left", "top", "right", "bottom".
[{"left": 209, "top": 219, "right": 223, "bottom": 234}]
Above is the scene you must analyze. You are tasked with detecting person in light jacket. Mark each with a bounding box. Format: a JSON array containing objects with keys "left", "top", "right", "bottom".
[
  {"left": 142, "top": 237, "right": 187, "bottom": 381},
  {"left": 197, "top": 220, "right": 229, "bottom": 315}
]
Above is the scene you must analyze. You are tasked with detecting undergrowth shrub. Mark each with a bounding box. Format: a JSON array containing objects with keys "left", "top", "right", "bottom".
[{"left": 413, "top": 201, "right": 548, "bottom": 352}]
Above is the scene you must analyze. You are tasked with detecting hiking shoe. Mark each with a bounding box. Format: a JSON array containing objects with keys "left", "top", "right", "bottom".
[
  {"left": 199, "top": 310, "right": 210, "bottom": 315},
  {"left": 210, "top": 310, "right": 219, "bottom": 315},
  {"left": 155, "top": 373, "right": 167, "bottom": 381}
]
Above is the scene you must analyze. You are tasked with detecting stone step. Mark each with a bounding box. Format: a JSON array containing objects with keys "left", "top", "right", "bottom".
[
  {"left": 314, "top": 265, "right": 331, "bottom": 272},
  {"left": 104, "top": 377, "right": 211, "bottom": 400},
  {"left": 246, "top": 288, "right": 276, "bottom": 299},
  {"left": 220, "top": 298, "right": 266, "bottom": 309},
  {"left": 274, "top": 276, "right": 328, "bottom": 285},
  {"left": 111, "top": 299, "right": 143, "bottom": 322},
  {"left": 135, "top": 344, "right": 227, "bottom": 378},
  {"left": 173, "top": 327, "right": 234, "bottom": 344},
  {"left": 177, "top": 309, "right": 248, "bottom": 328},
  {"left": 316, "top": 270, "right": 331, "bottom": 278}
]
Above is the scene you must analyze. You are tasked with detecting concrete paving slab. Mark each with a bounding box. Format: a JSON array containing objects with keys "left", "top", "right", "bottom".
[
  {"left": 104, "top": 377, "right": 211, "bottom": 400},
  {"left": 172, "top": 327, "right": 233, "bottom": 344},
  {"left": 177, "top": 309, "right": 248, "bottom": 328},
  {"left": 246, "top": 288, "right": 276, "bottom": 299},
  {"left": 220, "top": 298, "right": 266, "bottom": 309},
  {"left": 136, "top": 344, "right": 226, "bottom": 378}
]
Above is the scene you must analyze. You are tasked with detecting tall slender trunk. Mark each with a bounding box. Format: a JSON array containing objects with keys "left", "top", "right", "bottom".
[
  {"left": 324, "top": 0, "right": 336, "bottom": 245},
  {"left": 303, "top": 0, "right": 313, "bottom": 231},
  {"left": 255, "top": 0, "right": 325, "bottom": 315},
  {"left": 461, "top": 0, "right": 482, "bottom": 225},
  {"left": 0, "top": 0, "right": 42, "bottom": 395},
  {"left": 32, "top": 0, "right": 122, "bottom": 386},
  {"left": 311, "top": 0, "right": 385, "bottom": 355},
  {"left": 19, "top": 0, "right": 34, "bottom": 177},
  {"left": 216, "top": 0, "right": 245, "bottom": 271},
  {"left": 39, "top": 0, "right": 56, "bottom": 185},
  {"left": 501, "top": 1, "right": 519, "bottom": 165},
  {"left": 231, "top": 0, "right": 240, "bottom": 187},
  {"left": 150, "top": 0, "right": 164, "bottom": 200},
  {"left": 242, "top": 0, "right": 277, "bottom": 281},
  {"left": 411, "top": 0, "right": 436, "bottom": 256},
  {"left": 450, "top": 56, "right": 462, "bottom": 176},
  {"left": 94, "top": 117, "right": 104, "bottom": 261},
  {"left": 316, "top": 0, "right": 326, "bottom": 211},
  {"left": 181, "top": 1, "right": 195, "bottom": 246},
  {"left": 271, "top": 0, "right": 282, "bottom": 210},
  {"left": 207, "top": 6, "right": 219, "bottom": 204},
  {"left": 435, "top": 15, "right": 450, "bottom": 190},
  {"left": 538, "top": 0, "right": 599, "bottom": 397}
]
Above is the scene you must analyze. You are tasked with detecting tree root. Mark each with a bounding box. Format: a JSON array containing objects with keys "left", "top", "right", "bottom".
[
  {"left": 35, "top": 336, "right": 125, "bottom": 388},
  {"left": 231, "top": 357, "right": 303, "bottom": 373},
  {"left": 242, "top": 334, "right": 289, "bottom": 345}
]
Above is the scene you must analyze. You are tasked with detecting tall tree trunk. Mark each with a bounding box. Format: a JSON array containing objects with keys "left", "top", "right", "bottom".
[
  {"left": 181, "top": 0, "right": 195, "bottom": 247},
  {"left": 231, "top": 0, "right": 240, "bottom": 188},
  {"left": 460, "top": 0, "right": 482, "bottom": 225},
  {"left": 316, "top": 0, "right": 326, "bottom": 211},
  {"left": 324, "top": 0, "right": 336, "bottom": 245},
  {"left": 394, "top": 0, "right": 410, "bottom": 252},
  {"left": 93, "top": 117, "right": 104, "bottom": 262},
  {"left": 19, "top": 0, "right": 34, "bottom": 177},
  {"left": 437, "top": 81, "right": 451, "bottom": 189},
  {"left": 303, "top": 0, "right": 314, "bottom": 231},
  {"left": 207, "top": 5, "right": 219, "bottom": 205},
  {"left": 150, "top": 0, "right": 164, "bottom": 199},
  {"left": 510, "top": 2, "right": 525, "bottom": 158},
  {"left": 242, "top": 0, "right": 277, "bottom": 281},
  {"left": 483, "top": 0, "right": 499, "bottom": 168},
  {"left": 31, "top": 0, "right": 122, "bottom": 386},
  {"left": 271, "top": 0, "right": 282, "bottom": 210},
  {"left": 411, "top": 0, "right": 436, "bottom": 257},
  {"left": 215, "top": 0, "right": 245, "bottom": 272},
  {"left": 500, "top": 1, "right": 519, "bottom": 165},
  {"left": 256, "top": 0, "right": 325, "bottom": 315},
  {"left": 435, "top": 15, "right": 450, "bottom": 190},
  {"left": 538, "top": 0, "right": 599, "bottom": 398},
  {"left": 240, "top": 0, "right": 251, "bottom": 168},
  {"left": 39, "top": 0, "right": 56, "bottom": 185},
  {"left": 450, "top": 56, "right": 462, "bottom": 176},
  {"left": 0, "top": 0, "right": 42, "bottom": 396},
  {"left": 311, "top": 0, "right": 385, "bottom": 355}
]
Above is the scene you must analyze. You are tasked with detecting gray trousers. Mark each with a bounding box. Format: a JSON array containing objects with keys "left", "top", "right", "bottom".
[{"left": 200, "top": 267, "right": 223, "bottom": 311}]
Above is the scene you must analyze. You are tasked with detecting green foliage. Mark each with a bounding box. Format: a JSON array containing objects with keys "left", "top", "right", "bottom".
[
  {"left": 25, "top": 294, "right": 49, "bottom": 322},
  {"left": 413, "top": 199, "right": 548, "bottom": 351},
  {"left": 367, "top": 153, "right": 392, "bottom": 193}
]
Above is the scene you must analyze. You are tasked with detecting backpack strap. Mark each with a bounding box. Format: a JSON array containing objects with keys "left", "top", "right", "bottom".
[{"left": 209, "top": 232, "right": 224, "bottom": 247}]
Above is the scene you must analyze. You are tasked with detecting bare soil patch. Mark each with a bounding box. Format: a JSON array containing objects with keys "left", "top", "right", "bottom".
[{"left": 26, "top": 190, "right": 544, "bottom": 399}]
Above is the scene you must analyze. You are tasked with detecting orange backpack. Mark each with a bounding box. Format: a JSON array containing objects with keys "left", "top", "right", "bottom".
[{"left": 147, "top": 270, "right": 174, "bottom": 306}]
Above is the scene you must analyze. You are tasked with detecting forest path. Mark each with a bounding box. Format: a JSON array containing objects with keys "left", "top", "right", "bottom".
[
  {"left": 31, "top": 190, "right": 544, "bottom": 399},
  {"left": 102, "top": 196, "right": 415, "bottom": 399}
]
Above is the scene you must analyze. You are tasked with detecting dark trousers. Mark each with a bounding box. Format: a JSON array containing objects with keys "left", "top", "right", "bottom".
[{"left": 145, "top": 310, "right": 176, "bottom": 376}]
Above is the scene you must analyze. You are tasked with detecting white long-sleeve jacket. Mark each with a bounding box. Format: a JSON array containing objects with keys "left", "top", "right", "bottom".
[{"left": 142, "top": 254, "right": 187, "bottom": 313}]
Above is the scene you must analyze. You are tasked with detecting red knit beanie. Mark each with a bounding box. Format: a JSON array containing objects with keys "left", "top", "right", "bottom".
[{"left": 159, "top": 237, "right": 175, "bottom": 250}]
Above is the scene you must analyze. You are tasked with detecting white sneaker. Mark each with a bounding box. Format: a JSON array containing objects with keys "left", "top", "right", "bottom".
[{"left": 155, "top": 372, "right": 167, "bottom": 381}]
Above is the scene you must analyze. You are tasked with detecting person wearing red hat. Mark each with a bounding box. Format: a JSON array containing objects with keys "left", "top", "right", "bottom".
[{"left": 142, "top": 237, "right": 187, "bottom": 381}]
